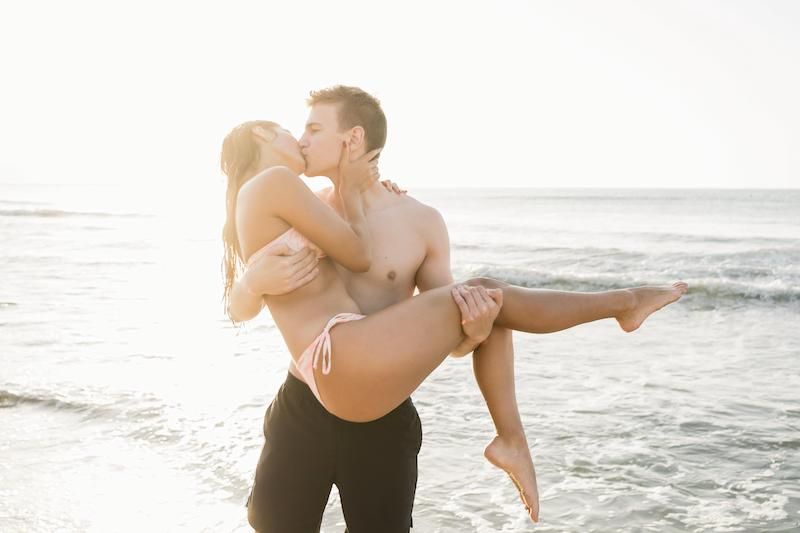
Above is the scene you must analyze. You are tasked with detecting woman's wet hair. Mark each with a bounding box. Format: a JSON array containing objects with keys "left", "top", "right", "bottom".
[{"left": 219, "top": 120, "right": 279, "bottom": 320}]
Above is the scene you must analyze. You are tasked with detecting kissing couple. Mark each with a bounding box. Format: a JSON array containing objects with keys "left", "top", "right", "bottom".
[{"left": 220, "top": 85, "right": 687, "bottom": 532}]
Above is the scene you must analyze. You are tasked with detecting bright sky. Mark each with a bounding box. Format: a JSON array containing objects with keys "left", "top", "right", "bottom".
[{"left": 1, "top": 0, "right": 798, "bottom": 190}]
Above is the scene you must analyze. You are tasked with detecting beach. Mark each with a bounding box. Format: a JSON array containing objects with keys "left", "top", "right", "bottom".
[{"left": 2, "top": 184, "right": 799, "bottom": 532}]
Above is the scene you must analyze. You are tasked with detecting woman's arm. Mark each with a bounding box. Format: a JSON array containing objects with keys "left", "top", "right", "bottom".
[{"left": 236, "top": 147, "right": 379, "bottom": 271}]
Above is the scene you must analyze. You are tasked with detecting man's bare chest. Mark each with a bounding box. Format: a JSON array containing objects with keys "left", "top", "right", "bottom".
[
  {"left": 366, "top": 220, "right": 425, "bottom": 282},
  {"left": 334, "top": 207, "right": 427, "bottom": 311}
]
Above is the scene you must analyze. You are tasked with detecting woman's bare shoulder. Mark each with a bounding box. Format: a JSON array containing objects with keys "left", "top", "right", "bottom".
[
  {"left": 238, "top": 166, "right": 302, "bottom": 201},
  {"left": 236, "top": 167, "right": 314, "bottom": 218}
]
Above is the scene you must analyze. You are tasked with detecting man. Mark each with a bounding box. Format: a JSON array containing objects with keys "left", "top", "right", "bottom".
[
  {"left": 228, "top": 86, "right": 515, "bottom": 532},
  {"left": 229, "top": 85, "right": 686, "bottom": 530}
]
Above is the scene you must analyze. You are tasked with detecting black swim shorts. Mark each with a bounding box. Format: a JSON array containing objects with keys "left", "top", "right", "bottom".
[{"left": 247, "top": 372, "right": 422, "bottom": 533}]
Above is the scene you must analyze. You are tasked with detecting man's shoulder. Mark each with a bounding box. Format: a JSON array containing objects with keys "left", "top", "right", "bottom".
[
  {"left": 388, "top": 194, "right": 447, "bottom": 246},
  {"left": 398, "top": 195, "right": 449, "bottom": 267},
  {"left": 385, "top": 192, "right": 436, "bottom": 217},
  {"left": 400, "top": 194, "right": 445, "bottom": 227}
]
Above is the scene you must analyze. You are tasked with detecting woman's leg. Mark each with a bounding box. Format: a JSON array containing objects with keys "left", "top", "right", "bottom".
[
  {"left": 321, "top": 278, "right": 687, "bottom": 422},
  {"left": 321, "top": 278, "right": 684, "bottom": 521},
  {"left": 464, "top": 277, "right": 688, "bottom": 333},
  {"left": 321, "top": 284, "right": 466, "bottom": 422},
  {"left": 473, "top": 325, "right": 539, "bottom": 521},
  {"left": 468, "top": 279, "right": 685, "bottom": 524}
]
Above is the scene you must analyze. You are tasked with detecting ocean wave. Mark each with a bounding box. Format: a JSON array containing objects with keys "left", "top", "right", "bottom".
[
  {"left": 0, "top": 389, "right": 159, "bottom": 422},
  {"left": 454, "top": 242, "right": 800, "bottom": 263},
  {"left": 461, "top": 266, "right": 800, "bottom": 305},
  {"left": 0, "top": 208, "right": 144, "bottom": 219},
  {"left": 452, "top": 243, "right": 800, "bottom": 294},
  {"left": 0, "top": 389, "right": 100, "bottom": 412},
  {"left": 450, "top": 238, "right": 800, "bottom": 261},
  {"left": 0, "top": 255, "right": 155, "bottom": 267}
]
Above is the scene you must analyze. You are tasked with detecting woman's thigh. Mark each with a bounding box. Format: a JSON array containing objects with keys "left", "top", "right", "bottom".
[{"left": 319, "top": 284, "right": 465, "bottom": 421}]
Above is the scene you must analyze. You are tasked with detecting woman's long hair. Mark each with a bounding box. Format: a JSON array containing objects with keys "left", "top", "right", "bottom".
[{"left": 219, "top": 120, "right": 278, "bottom": 318}]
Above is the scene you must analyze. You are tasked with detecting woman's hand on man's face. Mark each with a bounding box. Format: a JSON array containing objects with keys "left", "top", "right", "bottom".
[
  {"left": 243, "top": 242, "right": 319, "bottom": 296},
  {"left": 338, "top": 140, "right": 382, "bottom": 192}
]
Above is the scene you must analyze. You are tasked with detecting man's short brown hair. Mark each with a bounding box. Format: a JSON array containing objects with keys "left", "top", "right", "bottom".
[{"left": 307, "top": 86, "right": 387, "bottom": 152}]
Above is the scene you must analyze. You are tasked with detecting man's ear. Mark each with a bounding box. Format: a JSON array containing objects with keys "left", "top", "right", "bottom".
[{"left": 346, "top": 126, "right": 366, "bottom": 149}]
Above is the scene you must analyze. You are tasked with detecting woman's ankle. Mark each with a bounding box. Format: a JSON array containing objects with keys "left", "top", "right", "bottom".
[
  {"left": 495, "top": 430, "right": 528, "bottom": 447},
  {"left": 617, "top": 289, "right": 637, "bottom": 314}
]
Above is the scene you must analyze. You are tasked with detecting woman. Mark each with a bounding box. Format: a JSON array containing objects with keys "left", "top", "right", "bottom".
[{"left": 221, "top": 120, "right": 688, "bottom": 523}]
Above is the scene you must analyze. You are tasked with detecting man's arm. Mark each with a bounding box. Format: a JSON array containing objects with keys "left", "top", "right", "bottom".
[
  {"left": 228, "top": 273, "right": 266, "bottom": 322},
  {"left": 414, "top": 206, "right": 487, "bottom": 356},
  {"left": 228, "top": 243, "right": 320, "bottom": 322}
]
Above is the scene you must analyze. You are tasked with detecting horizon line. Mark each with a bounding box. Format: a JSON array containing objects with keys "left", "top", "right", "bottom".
[{"left": 1, "top": 182, "right": 799, "bottom": 191}]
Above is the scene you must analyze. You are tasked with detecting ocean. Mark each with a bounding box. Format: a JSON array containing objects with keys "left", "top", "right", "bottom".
[{"left": 1, "top": 184, "right": 798, "bottom": 532}]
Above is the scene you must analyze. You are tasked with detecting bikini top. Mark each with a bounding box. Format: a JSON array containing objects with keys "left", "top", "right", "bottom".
[{"left": 247, "top": 227, "right": 326, "bottom": 267}]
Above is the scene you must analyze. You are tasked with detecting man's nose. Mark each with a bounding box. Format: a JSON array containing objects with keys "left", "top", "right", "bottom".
[{"left": 298, "top": 134, "right": 308, "bottom": 147}]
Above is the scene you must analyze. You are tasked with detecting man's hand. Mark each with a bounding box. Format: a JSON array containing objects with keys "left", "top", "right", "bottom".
[
  {"left": 450, "top": 285, "right": 503, "bottom": 345},
  {"left": 243, "top": 242, "right": 319, "bottom": 296}
]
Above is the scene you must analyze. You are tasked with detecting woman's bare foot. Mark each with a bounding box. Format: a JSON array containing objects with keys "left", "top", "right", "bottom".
[
  {"left": 616, "top": 281, "right": 688, "bottom": 332},
  {"left": 484, "top": 433, "right": 540, "bottom": 522}
]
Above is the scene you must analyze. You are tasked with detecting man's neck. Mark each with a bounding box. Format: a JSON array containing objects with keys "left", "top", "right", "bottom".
[
  {"left": 361, "top": 180, "right": 393, "bottom": 210},
  {"left": 326, "top": 174, "right": 393, "bottom": 213}
]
